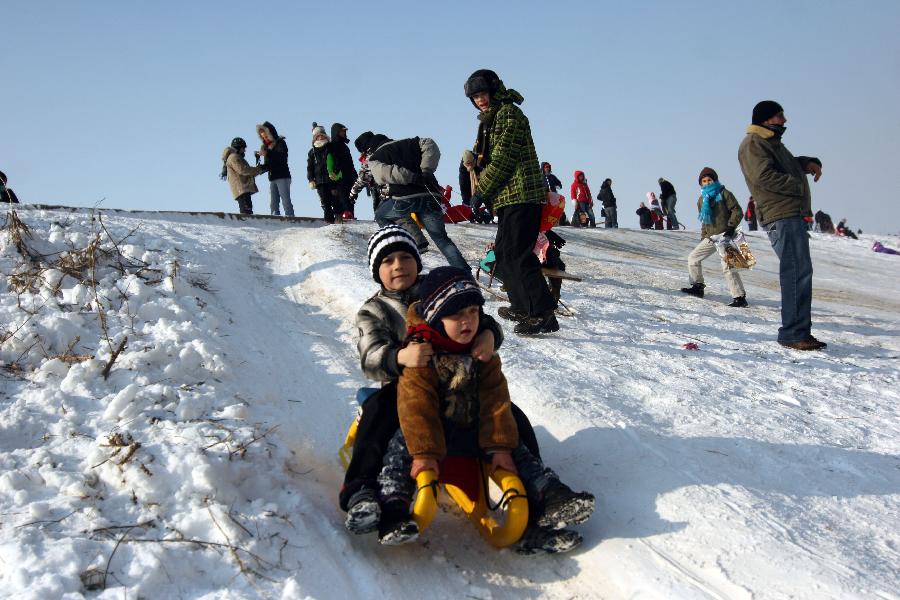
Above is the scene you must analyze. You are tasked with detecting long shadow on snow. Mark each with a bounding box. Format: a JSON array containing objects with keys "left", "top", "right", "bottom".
[{"left": 534, "top": 425, "right": 900, "bottom": 548}]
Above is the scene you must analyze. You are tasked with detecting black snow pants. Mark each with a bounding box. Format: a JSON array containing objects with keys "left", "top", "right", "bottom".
[{"left": 338, "top": 382, "right": 541, "bottom": 511}]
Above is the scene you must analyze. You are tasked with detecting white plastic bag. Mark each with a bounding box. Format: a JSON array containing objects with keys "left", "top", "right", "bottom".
[{"left": 712, "top": 229, "right": 757, "bottom": 270}]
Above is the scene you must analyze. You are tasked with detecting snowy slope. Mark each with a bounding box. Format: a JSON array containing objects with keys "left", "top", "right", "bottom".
[{"left": 1, "top": 205, "right": 898, "bottom": 600}]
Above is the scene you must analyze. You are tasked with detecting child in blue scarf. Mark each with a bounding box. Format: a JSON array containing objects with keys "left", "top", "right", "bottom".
[{"left": 680, "top": 167, "right": 748, "bottom": 307}]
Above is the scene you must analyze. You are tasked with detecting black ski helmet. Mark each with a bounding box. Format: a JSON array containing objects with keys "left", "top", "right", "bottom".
[
  {"left": 464, "top": 69, "right": 501, "bottom": 100},
  {"left": 231, "top": 137, "right": 247, "bottom": 150}
]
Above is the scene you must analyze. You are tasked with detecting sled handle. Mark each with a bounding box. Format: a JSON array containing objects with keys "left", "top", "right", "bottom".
[{"left": 412, "top": 470, "right": 440, "bottom": 531}]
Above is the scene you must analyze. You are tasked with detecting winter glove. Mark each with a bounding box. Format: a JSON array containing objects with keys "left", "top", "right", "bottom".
[
  {"left": 258, "top": 163, "right": 269, "bottom": 173},
  {"left": 309, "top": 181, "right": 317, "bottom": 189},
  {"left": 470, "top": 194, "right": 484, "bottom": 211},
  {"left": 724, "top": 227, "right": 736, "bottom": 237}
]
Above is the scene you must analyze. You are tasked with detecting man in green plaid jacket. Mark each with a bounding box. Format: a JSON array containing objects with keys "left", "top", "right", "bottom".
[{"left": 465, "top": 69, "right": 558, "bottom": 336}]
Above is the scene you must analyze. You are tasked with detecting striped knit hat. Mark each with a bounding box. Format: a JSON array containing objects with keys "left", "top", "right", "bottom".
[
  {"left": 416, "top": 266, "right": 484, "bottom": 327},
  {"left": 367, "top": 225, "right": 422, "bottom": 284}
]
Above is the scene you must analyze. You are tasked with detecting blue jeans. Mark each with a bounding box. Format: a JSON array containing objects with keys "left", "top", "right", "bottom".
[
  {"left": 764, "top": 216, "right": 813, "bottom": 342},
  {"left": 604, "top": 206, "right": 618, "bottom": 228},
  {"left": 665, "top": 195, "right": 679, "bottom": 229},
  {"left": 269, "top": 178, "right": 294, "bottom": 217},
  {"left": 375, "top": 196, "right": 468, "bottom": 270}
]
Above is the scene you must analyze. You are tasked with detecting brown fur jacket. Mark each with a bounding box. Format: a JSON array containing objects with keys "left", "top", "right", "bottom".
[{"left": 397, "top": 304, "right": 518, "bottom": 460}]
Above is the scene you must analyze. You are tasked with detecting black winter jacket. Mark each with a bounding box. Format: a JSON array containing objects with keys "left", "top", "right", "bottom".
[
  {"left": 258, "top": 121, "right": 291, "bottom": 181},
  {"left": 598, "top": 182, "right": 616, "bottom": 208},
  {"left": 1, "top": 179, "right": 19, "bottom": 203},
  {"left": 659, "top": 180, "right": 676, "bottom": 201},
  {"left": 330, "top": 123, "right": 358, "bottom": 188},
  {"left": 636, "top": 206, "right": 652, "bottom": 229},
  {"left": 545, "top": 172, "right": 562, "bottom": 194},
  {"left": 307, "top": 145, "right": 330, "bottom": 185}
]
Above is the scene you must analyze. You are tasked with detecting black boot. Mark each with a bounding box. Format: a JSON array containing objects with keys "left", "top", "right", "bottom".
[
  {"left": 728, "top": 296, "right": 748, "bottom": 308},
  {"left": 537, "top": 479, "right": 595, "bottom": 529},
  {"left": 680, "top": 282, "right": 705, "bottom": 298},
  {"left": 514, "top": 311, "right": 560, "bottom": 336},
  {"left": 345, "top": 487, "right": 380, "bottom": 535},
  {"left": 498, "top": 306, "right": 527, "bottom": 322},
  {"left": 515, "top": 525, "right": 583, "bottom": 555},
  {"left": 377, "top": 500, "right": 418, "bottom": 545}
]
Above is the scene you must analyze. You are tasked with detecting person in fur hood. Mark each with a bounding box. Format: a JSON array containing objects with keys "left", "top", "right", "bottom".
[
  {"left": 221, "top": 137, "right": 268, "bottom": 215},
  {"left": 255, "top": 121, "right": 294, "bottom": 217}
]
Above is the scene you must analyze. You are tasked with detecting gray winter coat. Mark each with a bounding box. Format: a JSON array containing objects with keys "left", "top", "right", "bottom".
[{"left": 356, "top": 279, "right": 504, "bottom": 383}]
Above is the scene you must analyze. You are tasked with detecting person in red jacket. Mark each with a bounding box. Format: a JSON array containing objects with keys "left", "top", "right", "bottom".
[
  {"left": 570, "top": 170, "right": 595, "bottom": 227},
  {"left": 745, "top": 196, "right": 758, "bottom": 230}
]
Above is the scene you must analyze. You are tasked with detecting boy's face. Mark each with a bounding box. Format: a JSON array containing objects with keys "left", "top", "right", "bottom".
[
  {"left": 700, "top": 176, "right": 715, "bottom": 186},
  {"left": 379, "top": 251, "right": 418, "bottom": 292},
  {"left": 440, "top": 305, "right": 480, "bottom": 345},
  {"left": 472, "top": 92, "right": 491, "bottom": 112}
]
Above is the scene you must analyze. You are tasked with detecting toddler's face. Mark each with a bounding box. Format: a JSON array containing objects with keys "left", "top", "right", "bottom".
[{"left": 440, "top": 305, "right": 480, "bottom": 345}]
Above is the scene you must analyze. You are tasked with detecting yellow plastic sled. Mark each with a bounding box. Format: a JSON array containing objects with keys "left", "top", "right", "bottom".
[{"left": 339, "top": 418, "right": 529, "bottom": 548}]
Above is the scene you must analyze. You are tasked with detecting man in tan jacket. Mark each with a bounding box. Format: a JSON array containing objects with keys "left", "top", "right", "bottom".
[
  {"left": 738, "top": 101, "right": 825, "bottom": 351},
  {"left": 221, "top": 137, "right": 267, "bottom": 215}
]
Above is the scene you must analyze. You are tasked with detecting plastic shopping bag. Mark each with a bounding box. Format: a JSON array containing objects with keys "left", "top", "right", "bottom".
[{"left": 713, "top": 230, "right": 757, "bottom": 270}]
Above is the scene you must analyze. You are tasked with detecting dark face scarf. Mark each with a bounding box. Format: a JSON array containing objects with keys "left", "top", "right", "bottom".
[{"left": 473, "top": 104, "right": 498, "bottom": 171}]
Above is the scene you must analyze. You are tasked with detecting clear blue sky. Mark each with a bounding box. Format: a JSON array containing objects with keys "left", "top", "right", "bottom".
[{"left": 3, "top": 1, "right": 899, "bottom": 234}]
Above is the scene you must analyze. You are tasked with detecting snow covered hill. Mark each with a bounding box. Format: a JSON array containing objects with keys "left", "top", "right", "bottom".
[{"left": 1, "top": 205, "right": 899, "bottom": 600}]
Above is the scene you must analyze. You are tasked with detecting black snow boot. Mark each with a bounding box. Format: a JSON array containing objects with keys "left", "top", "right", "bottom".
[
  {"left": 345, "top": 487, "right": 380, "bottom": 535},
  {"left": 680, "top": 282, "right": 705, "bottom": 298},
  {"left": 728, "top": 296, "right": 748, "bottom": 308},
  {"left": 514, "top": 311, "right": 560, "bottom": 336},
  {"left": 515, "top": 525, "right": 583, "bottom": 555},
  {"left": 537, "top": 480, "right": 595, "bottom": 530},
  {"left": 377, "top": 501, "right": 418, "bottom": 546},
  {"left": 497, "top": 306, "right": 527, "bottom": 322}
]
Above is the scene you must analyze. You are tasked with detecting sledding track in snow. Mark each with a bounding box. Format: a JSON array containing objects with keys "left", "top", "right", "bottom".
[{"left": 2, "top": 206, "right": 899, "bottom": 599}]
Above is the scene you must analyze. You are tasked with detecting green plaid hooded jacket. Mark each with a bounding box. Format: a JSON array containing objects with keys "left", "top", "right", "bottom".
[{"left": 473, "top": 85, "right": 546, "bottom": 212}]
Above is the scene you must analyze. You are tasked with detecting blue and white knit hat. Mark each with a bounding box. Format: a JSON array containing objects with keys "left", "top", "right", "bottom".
[
  {"left": 367, "top": 225, "right": 422, "bottom": 284},
  {"left": 416, "top": 266, "right": 484, "bottom": 327}
]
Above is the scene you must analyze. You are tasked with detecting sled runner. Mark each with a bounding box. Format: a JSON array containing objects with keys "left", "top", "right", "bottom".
[
  {"left": 475, "top": 249, "right": 579, "bottom": 317},
  {"left": 339, "top": 408, "right": 529, "bottom": 548}
]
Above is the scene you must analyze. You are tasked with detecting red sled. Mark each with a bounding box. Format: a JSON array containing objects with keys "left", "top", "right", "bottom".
[{"left": 440, "top": 185, "right": 474, "bottom": 223}]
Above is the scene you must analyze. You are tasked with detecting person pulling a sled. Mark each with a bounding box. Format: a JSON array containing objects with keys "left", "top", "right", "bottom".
[
  {"left": 350, "top": 131, "right": 430, "bottom": 254},
  {"left": 367, "top": 133, "right": 470, "bottom": 271}
]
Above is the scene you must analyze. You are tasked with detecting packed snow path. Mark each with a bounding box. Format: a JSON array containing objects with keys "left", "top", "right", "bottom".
[{"left": 1, "top": 206, "right": 898, "bottom": 599}]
